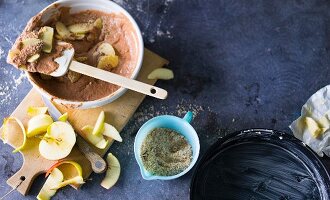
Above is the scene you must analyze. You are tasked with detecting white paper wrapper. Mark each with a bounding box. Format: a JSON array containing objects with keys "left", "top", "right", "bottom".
[{"left": 290, "top": 85, "right": 330, "bottom": 157}]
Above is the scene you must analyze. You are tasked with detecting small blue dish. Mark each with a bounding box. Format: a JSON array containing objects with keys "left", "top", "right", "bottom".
[{"left": 134, "top": 111, "right": 200, "bottom": 180}]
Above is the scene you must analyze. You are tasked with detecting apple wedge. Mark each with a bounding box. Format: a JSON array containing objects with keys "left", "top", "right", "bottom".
[
  {"left": 101, "top": 153, "right": 120, "bottom": 189},
  {"left": 39, "top": 26, "right": 54, "bottom": 53},
  {"left": 27, "top": 106, "right": 48, "bottom": 117},
  {"left": 58, "top": 112, "right": 68, "bottom": 122},
  {"left": 92, "top": 111, "right": 105, "bottom": 136},
  {"left": 82, "top": 125, "right": 109, "bottom": 149},
  {"left": 27, "top": 114, "right": 53, "bottom": 137},
  {"left": 147, "top": 68, "right": 174, "bottom": 80},
  {"left": 37, "top": 168, "right": 63, "bottom": 200},
  {"left": 102, "top": 123, "right": 122, "bottom": 142},
  {"left": 39, "top": 121, "right": 76, "bottom": 160}
]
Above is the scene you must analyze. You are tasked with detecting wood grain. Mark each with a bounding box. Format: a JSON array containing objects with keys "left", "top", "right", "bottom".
[{"left": 1, "top": 49, "right": 168, "bottom": 195}]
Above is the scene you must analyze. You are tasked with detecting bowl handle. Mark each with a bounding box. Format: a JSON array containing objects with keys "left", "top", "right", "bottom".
[{"left": 183, "top": 111, "right": 193, "bottom": 123}]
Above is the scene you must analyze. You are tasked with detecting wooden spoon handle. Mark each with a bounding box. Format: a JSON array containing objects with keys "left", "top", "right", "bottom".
[
  {"left": 76, "top": 136, "right": 107, "bottom": 174},
  {"left": 69, "top": 61, "right": 168, "bottom": 99}
]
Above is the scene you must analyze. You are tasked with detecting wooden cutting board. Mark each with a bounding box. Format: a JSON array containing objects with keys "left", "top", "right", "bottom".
[{"left": 0, "top": 49, "right": 168, "bottom": 195}]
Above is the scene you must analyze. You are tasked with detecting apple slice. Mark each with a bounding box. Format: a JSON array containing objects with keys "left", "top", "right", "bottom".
[
  {"left": 305, "top": 117, "right": 323, "bottom": 138},
  {"left": 39, "top": 121, "right": 76, "bottom": 160},
  {"left": 68, "top": 23, "right": 93, "bottom": 34},
  {"left": 82, "top": 125, "right": 108, "bottom": 149},
  {"left": 55, "top": 22, "right": 72, "bottom": 39},
  {"left": 39, "top": 26, "right": 54, "bottom": 53},
  {"left": 102, "top": 123, "right": 122, "bottom": 142},
  {"left": 95, "top": 139, "right": 109, "bottom": 149},
  {"left": 101, "top": 153, "right": 120, "bottom": 189},
  {"left": 92, "top": 111, "right": 105, "bottom": 136},
  {"left": 97, "top": 42, "right": 115, "bottom": 56},
  {"left": 37, "top": 168, "right": 63, "bottom": 200},
  {"left": 58, "top": 112, "right": 68, "bottom": 122},
  {"left": 93, "top": 18, "right": 103, "bottom": 29},
  {"left": 148, "top": 68, "right": 174, "bottom": 80},
  {"left": 97, "top": 55, "right": 119, "bottom": 70},
  {"left": 27, "top": 54, "right": 40, "bottom": 63},
  {"left": 27, "top": 106, "right": 48, "bottom": 117},
  {"left": 27, "top": 114, "right": 53, "bottom": 137}
]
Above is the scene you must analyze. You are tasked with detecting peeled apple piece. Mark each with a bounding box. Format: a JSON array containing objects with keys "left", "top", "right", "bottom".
[
  {"left": 97, "top": 55, "right": 119, "bottom": 70},
  {"left": 39, "top": 121, "right": 76, "bottom": 160},
  {"left": 22, "top": 38, "right": 43, "bottom": 49},
  {"left": 148, "top": 68, "right": 174, "bottom": 80},
  {"left": 97, "top": 42, "right": 115, "bottom": 56},
  {"left": 39, "top": 26, "right": 54, "bottom": 53},
  {"left": 27, "top": 54, "right": 40, "bottom": 63},
  {"left": 68, "top": 23, "right": 93, "bottom": 34},
  {"left": 305, "top": 117, "right": 323, "bottom": 138},
  {"left": 102, "top": 123, "right": 122, "bottom": 142},
  {"left": 101, "top": 153, "right": 120, "bottom": 189},
  {"left": 37, "top": 168, "right": 63, "bottom": 200},
  {"left": 27, "top": 114, "right": 53, "bottom": 137},
  {"left": 92, "top": 111, "right": 105, "bottom": 136},
  {"left": 55, "top": 22, "right": 71, "bottom": 39},
  {"left": 27, "top": 106, "right": 48, "bottom": 117},
  {"left": 93, "top": 18, "right": 103, "bottom": 29}
]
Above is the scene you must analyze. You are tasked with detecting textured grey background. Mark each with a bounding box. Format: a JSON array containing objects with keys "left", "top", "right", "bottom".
[{"left": 1, "top": 0, "right": 330, "bottom": 199}]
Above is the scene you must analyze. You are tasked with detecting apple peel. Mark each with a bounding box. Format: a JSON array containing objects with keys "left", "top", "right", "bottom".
[
  {"left": 92, "top": 111, "right": 105, "bottom": 136},
  {"left": 1, "top": 117, "right": 27, "bottom": 153},
  {"left": 46, "top": 160, "right": 84, "bottom": 190}
]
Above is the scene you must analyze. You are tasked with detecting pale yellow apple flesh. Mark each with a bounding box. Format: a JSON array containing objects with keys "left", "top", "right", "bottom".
[
  {"left": 92, "top": 111, "right": 105, "bottom": 136},
  {"left": 82, "top": 125, "right": 108, "bottom": 149},
  {"left": 102, "top": 123, "right": 122, "bottom": 142},
  {"left": 305, "top": 117, "right": 322, "bottom": 138},
  {"left": 27, "top": 106, "right": 48, "bottom": 117},
  {"left": 39, "top": 121, "right": 76, "bottom": 160},
  {"left": 147, "top": 68, "right": 174, "bottom": 80},
  {"left": 101, "top": 153, "right": 120, "bottom": 189},
  {"left": 27, "top": 114, "right": 53, "bottom": 137},
  {"left": 58, "top": 112, "right": 68, "bottom": 122},
  {"left": 37, "top": 168, "right": 63, "bottom": 200}
]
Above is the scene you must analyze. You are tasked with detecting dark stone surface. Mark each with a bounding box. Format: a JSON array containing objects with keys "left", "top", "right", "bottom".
[{"left": 0, "top": 0, "right": 330, "bottom": 199}]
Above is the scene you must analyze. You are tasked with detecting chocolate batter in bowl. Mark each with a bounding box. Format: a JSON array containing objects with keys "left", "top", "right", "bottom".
[{"left": 26, "top": 0, "right": 144, "bottom": 109}]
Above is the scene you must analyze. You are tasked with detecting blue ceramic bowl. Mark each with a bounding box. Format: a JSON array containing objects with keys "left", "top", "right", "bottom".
[{"left": 134, "top": 111, "right": 200, "bottom": 180}]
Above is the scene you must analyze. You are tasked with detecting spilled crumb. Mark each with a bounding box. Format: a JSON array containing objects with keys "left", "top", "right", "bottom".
[
  {"left": 0, "top": 48, "right": 4, "bottom": 60},
  {"left": 111, "top": 0, "right": 175, "bottom": 43},
  {"left": 0, "top": 71, "right": 27, "bottom": 105},
  {"left": 126, "top": 99, "right": 209, "bottom": 137}
]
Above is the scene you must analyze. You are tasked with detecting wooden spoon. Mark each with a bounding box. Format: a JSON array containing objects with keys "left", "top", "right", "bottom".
[{"left": 50, "top": 42, "right": 168, "bottom": 99}]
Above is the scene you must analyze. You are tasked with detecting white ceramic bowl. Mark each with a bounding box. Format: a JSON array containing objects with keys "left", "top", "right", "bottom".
[{"left": 27, "top": 0, "right": 144, "bottom": 109}]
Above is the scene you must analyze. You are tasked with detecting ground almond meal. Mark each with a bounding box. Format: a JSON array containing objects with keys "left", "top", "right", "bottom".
[{"left": 140, "top": 128, "right": 193, "bottom": 176}]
